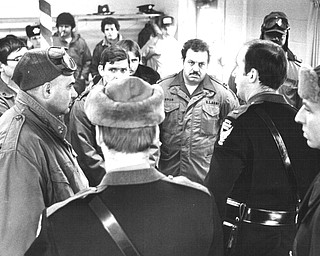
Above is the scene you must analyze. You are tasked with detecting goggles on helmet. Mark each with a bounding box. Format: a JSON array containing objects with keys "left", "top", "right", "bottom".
[
  {"left": 47, "top": 47, "right": 77, "bottom": 75},
  {"left": 263, "top": 18, "right": 289, "bottom": 31}
]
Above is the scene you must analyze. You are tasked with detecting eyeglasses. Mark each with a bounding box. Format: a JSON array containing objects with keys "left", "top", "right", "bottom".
[
  {"left": 7, "top": 55, "right": 23, "bottom": 62},
  {"left": 263, "top": 18, "right": 290, "bottom": 31},
  {"left": 47, "top": 47, "right": 77, "bottom": 75}
]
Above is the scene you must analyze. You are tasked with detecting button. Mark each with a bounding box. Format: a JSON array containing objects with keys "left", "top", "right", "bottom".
[{"left": 15, "top": 115, "right": 22, "bottom": 120}]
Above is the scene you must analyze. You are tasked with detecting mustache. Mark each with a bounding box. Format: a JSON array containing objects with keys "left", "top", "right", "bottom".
[{"left": 190, "top": 71, "right": 200, "bottom": 76}]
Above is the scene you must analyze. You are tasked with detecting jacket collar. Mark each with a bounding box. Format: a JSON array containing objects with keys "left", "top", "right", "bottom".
[
  {"left": 99, "top": 167, "right": 166, "bottom": 186},
  {"left": 0, "top": 77, "right": 17, "bottom": 98},
  {"left": 15, "top": 90, "right": 67, "bottom": 140},
  {"left": 168, "top": 71, "right": 217, "bottom": 95},
  {"left": 248, "top": 92, "right": 288, "bottom": 105}
]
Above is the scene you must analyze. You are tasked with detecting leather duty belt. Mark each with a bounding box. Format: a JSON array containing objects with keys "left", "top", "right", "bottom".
[{"left": 225, "top": 198, "right": 297, "bottom": 226}]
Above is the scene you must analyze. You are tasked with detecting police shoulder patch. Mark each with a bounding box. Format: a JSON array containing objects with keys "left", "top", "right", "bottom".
[
  {"left": 47, "top": 187, "right": 101, "bottom": 217},
  {"left": 162, "top": 175, "right": 211, "bottom": 196}
]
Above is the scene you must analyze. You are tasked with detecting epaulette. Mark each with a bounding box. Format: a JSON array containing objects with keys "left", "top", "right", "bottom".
[
  {"left": 209, "top": 74, "right": 223, "bottom": 86},
  {"left": 227, "top": 104, "right": 250, "bottom": 120},
  {"left": 161, "top": 175, "right": 211, "bottom": 196},
  {"left": 47, "top": 186, "right": 104, "bottom": 217},
  {"left": 0, "top": 113, "right": 25, "bottom": 152},
  {"left": 157, "top": 73, "right": 178, "bottom": 84}
]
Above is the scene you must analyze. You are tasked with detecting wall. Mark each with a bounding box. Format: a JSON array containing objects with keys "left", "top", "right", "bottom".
[
  {"left": 212, "top": 0, "right": 311, "bottom": 82},
  {"left": 0, "top": 0, "right": 179, "bottom": 52},
  {"left": 0, "top": 0, "right": 313, "bottom": 82}
]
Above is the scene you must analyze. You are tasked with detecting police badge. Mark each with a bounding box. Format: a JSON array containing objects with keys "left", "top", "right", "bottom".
[{"left": 218, "top": 118, "right": 233, "bottom": 145}]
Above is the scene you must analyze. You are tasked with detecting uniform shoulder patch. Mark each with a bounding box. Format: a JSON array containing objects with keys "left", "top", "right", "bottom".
[
  {"left": 162, "top": 175, "right": 211, "bottom": 196},
  {"left": 47, "top": 187, "right": 101, "bottom": 217}
]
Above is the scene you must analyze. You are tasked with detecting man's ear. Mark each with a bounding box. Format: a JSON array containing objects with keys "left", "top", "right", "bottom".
[
  {"left": 248, "top": 68, "right": 259, "bottom": 83},
  {"left": 42, "top": 82, "right": 52, "bottom": 99},
  {"left": 98, "top": 64, "right": 104, "bottom": 76}
]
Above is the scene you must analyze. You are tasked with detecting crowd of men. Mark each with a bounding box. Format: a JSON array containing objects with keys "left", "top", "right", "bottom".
[{"left": 0, "top": 9, "right": 319, "bottom": 256}]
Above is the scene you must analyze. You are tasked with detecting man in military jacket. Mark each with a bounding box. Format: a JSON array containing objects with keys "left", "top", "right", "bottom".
[
  {"left": 0, "top": 47, "right": 88, "bottom": 255},
  {"left": 205, "top": 40, "right": 320, "bottom": 256},
  {"left": 158, "top": 38, "right": 239, "bottom": 184},
  {"left": 26, "top": 77, "right": 223, "bottom": 256}
]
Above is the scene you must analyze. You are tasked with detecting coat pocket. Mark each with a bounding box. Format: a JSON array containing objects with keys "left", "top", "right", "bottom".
[{"left": 201, "top": 104, "right": 220, "bottom": 135}]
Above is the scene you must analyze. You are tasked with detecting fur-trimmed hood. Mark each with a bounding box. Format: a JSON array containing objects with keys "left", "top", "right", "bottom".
[
  {"left": 298, "top": 65, "right": 320, "bottom": 103},
  {"left": 84, "top": 77, "right": 165, "bottom": 128}
]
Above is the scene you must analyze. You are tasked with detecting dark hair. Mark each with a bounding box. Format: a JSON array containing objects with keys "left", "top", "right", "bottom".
[
  {"left": 56, "top": 12, "right": 76, "bottom": 29},
  {"left": 99, "top": 45, "right": 128, "bottom": 66},
  {"left": 116, "top": 39, "right": 141, "bottom": 61},
  {"left": 99, "top": 126, "right": 156, "bottom": 153},
  {"left": 181, "top": 38, "right": 210, "bottom": 63},
  {"left": 244, "top": 39, "right": 287, "bottom": 89},
  {"left": 101, "top": 17, "right": 120, "bottom": 32},
  {"left": 0, "top": 35, "right": 26, "bottom": 64}
]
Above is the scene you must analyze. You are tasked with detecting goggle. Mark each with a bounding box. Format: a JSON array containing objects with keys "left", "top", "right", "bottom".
[
  {"left": 47, "top": 47, "right": 77, "bottom": 75},
  {"left": 263, "top": 18, "right": 289, "bottom": 31}
]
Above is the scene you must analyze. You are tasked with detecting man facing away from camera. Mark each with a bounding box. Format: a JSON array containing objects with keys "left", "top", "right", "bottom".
[
  {"left": 205, "top": 40, "right": 320, "bottom": 256},
  {"left": 0, "top": 47, "right": 88, "bottom": 255},
  {"left": 25, "top": 76, "right": 223, "bottom": 256}
]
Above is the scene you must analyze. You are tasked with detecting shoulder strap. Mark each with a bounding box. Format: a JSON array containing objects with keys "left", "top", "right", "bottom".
[
  {"left": 253, "top": 107, "right": 301, "bottom": 205},
  {"left": 89, "top": 196, "right": 142, "bottom": 256}
]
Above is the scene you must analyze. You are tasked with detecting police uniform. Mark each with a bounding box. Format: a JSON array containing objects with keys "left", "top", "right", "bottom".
[
  {"left": 205, "top": 92, "right": 320, "bottom": 256},
  {"left": 25, "top": 167, "right": 224, "bottom": 256},
  {"left": 158, "top": 71, "right": 239, "bottom": 184}
]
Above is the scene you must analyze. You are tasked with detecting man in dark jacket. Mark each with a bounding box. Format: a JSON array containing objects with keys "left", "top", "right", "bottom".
[
  {"left": 25, "top": 76, "right": 223, "bottom": 256},
  {"left": 90, "top": 17, "right": 122, "bottom": 82},
  {"left": 0, "top": 35, "right": 28, "bottom": 116},
  {"left": 205, "top": 40, "right": 320, "bottom": 256},
  {"left": 53, "top": 12, "right": 92, "bottom": 95},
  {"left": 0, "top": 47, "right": 88, "bottom": 255},
  {"left": 117, "top": 39, "right": 160, "bottom": 84},
  {"left": 293, "top": 65, "right": 320, "bottom": 256}
]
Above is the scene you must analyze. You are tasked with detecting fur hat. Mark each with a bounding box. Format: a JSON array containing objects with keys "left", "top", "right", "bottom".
[
  {"left": 298, "top": 65, "right": 320, "bottom": 103},
  {"left": 56, "top": 12, "right": 75, "bottom": 29},
  {"left": 84, "top": 77, "right": 165, "bottom": 128},
  {"left": 12, "top": 47, "right": 76, "bottom": 91}
]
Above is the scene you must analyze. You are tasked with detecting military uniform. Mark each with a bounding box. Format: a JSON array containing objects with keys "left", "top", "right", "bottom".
[
  {"left": 205, "top": 92, "right": 320, "bottom": 256},
  {"left": 158, "top": 71, "right": 239, "bottom": 184},
  {"left": 0, "top": 90, "right": 88, "bottom": 255},
  {"left": 0, "top": 77, "right": 17, "bottom": 117},
  {"left": 26, "top": 168, "right": 224, "bottom": 256}
]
